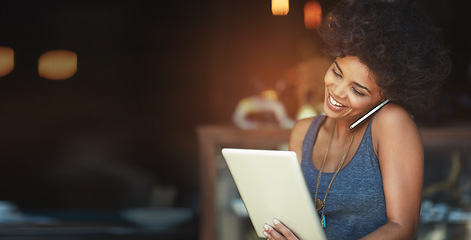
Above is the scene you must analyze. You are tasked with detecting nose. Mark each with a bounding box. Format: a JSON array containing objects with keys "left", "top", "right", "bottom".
[{"left": 331, "top": 80, "right": 348, "bottom": 99}]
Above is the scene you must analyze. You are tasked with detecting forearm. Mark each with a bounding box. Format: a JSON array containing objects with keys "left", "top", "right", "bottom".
[{"left": 359, "top": 221, "right": 417, "bottom": 240}]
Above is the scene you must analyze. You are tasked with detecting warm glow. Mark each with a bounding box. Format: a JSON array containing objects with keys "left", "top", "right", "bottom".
[
  {"left": 304, "top": 1, "right": 322, "bottom": 30},
  {"left": 261, "top": 89, "right": 279, "bottom": 102},
  {"left": 0, "top": 46, "right": 14, "bottom": 77},
  {"left": 272, "top": 0, "right": 289, "bottom": 16},
  {"left": 38, "top": 50, "right": 77, "bottom": 80}
]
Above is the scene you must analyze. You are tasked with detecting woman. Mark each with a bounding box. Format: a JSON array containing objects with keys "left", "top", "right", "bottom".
[{"left": 262, "top": 0, "right": 451, "bottom": 239}]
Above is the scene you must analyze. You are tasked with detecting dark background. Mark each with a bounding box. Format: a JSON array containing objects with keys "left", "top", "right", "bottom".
[{"left": 0, "top": 0, "right": 469, "bottom": 212}]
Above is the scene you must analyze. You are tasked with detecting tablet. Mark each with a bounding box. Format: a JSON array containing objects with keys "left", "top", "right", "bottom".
[{"left": 221, "top": 148, "right": 326, "bottom": 240}]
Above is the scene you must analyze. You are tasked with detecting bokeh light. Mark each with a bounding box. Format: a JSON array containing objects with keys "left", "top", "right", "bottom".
[
  {"left": 272, "top": 0, "right": 289, "bottom": 16},
  {"left": 304, "top": 1, "right": 322, "bottom": 30},
  {"left": 38, "top": 50, "right": 77, "bottom": 80},
  {"left": 0, "top": 46, "right": 14, "bottom": 77}
]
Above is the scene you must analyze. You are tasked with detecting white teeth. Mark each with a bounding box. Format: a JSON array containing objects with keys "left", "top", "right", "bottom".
[{"left": 329, "top": 96, "right": 343, "bottom": 107}]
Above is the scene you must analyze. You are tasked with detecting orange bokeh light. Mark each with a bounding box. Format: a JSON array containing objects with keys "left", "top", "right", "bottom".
[
  {"left": 0, "top": 46, "right": 14, "bottom": 77},
  {"left": 304, "top": 1, "right": 322, "bottom": 30},
  {"left": 38, "top": 50, "right": 77, "bottom": 80},
  {"left": 272, "top": 0, "right": 289, "bottom": 16}
]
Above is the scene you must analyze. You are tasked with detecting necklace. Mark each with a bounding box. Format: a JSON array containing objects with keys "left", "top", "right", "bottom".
[{"left": 314, "top": 119, "right": 357, "bottom": 228}]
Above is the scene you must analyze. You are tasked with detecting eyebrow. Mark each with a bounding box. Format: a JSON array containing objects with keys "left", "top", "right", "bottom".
[
  {"left": 333, "top": 61, "right": 343, "bottom": 75},
  {"left": 353, "top": 82, "right": 371, "bottom": 94}
]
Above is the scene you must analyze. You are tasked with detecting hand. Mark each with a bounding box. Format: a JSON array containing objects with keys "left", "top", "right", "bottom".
[{"left": 263, "top": 219, "right": 300, "bottom": 240}]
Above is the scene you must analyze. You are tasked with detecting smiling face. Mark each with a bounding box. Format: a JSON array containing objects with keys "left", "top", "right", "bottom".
[{"left": 323, "top": 56, "right": 384, "bottom": 123}]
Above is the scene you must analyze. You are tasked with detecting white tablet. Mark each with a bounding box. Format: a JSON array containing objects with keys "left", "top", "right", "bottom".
[{"left": 221, "top": 148, "right": 326, "bottom": 240}]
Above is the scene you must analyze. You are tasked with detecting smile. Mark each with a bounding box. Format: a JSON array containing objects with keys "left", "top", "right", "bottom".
[{"left": 329, "top": 95, "right": 344, "bottom": 107}]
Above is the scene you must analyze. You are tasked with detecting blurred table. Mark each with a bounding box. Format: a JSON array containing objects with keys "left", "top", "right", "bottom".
[{"left": 0, "top": 210, "right": 198, "bottom": 240}]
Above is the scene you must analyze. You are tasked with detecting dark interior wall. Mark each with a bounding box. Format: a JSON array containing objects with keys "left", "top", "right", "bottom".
[
  {"left": 0, "top": 1, "right": 216, "bottom": 210},
  {"left": 415, "top": 0, "right": 471, "bottom": 125},
  {"left": 0, "top": 0, "right": 468, "bottom": 210}
]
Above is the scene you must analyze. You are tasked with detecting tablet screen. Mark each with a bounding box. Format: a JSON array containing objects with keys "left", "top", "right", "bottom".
[{"left": 222, "top": 148, "right": 326, "bottom": 240}]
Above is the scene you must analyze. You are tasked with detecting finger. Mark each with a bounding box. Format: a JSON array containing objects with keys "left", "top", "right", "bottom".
[
  {"left": 273, "top": 219, "right": 299, "bottom": 240},
  {"left": 263, "top": 224, "right": 286, "bottom": 240}
]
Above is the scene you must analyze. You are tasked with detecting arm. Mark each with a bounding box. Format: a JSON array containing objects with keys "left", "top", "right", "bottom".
[{"left": 360, "top": 104, "right": 424, "bottom": 240}]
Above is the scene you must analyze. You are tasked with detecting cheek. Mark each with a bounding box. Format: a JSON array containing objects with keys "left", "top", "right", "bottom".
[
  {"left": 350, "top": 96, "right": 375, "bottom": 110},
  {"left": 350, "top": 96, "right": 382, "bottom": 114},
  {"left": 324, "top": 73, "right": 334, "bottom": 87}
]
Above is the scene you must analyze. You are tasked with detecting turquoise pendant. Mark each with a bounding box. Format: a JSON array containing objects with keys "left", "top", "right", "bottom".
[{"left": 321, "top": 214, "right": 326, "bottom": 228}]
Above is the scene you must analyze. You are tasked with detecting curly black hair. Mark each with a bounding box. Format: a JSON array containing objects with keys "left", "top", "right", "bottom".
[{"left": 318, "top": 0, "right": 451, "bottom": 115}]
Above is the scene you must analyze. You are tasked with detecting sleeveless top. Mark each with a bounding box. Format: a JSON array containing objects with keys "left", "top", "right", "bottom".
[{"left": 301, "top": 116, "right": 387, "bottom": 240}]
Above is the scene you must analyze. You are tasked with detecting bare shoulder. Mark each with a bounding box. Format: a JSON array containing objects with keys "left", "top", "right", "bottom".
[
  {"left": 292, "top": 117, "right": 314, "bottom": 135},
  {"left": 289, "top": 117, "right": 315, "bottom": 161},
  {"left": 371, "top": 103, "right": 423, "bottom": 157},
  {"left": 289, "top": 117, "right": 313, "bottom": 148},
  {"left": 372, "top": 103, "right": 419, "bottom": 137}
]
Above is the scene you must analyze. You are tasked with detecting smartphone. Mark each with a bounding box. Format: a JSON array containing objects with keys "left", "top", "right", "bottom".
[{"left": 349, "top": 99, "right": 390, "bottom": 130}]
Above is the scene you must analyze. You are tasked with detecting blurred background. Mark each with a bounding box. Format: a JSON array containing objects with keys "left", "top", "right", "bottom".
[{"left": 0, "top": 0, "right": 469, "bottom": 239}]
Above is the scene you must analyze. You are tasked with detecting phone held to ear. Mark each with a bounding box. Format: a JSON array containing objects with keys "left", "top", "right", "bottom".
[{"left": 349, "top": 99, "right": 390, "bottom": 130}]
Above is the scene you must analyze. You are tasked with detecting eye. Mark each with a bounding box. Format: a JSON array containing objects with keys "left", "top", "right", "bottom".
[
  {"left": 331, "top": 67, "right": 341, "bottom": 77},
  {"left": 351, "top": 86, "right": 365, "bottom": 96}
]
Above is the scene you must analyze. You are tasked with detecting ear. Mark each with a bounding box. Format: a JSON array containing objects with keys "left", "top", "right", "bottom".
[{"left": 379, "top": 89, "right": 388, "bottom": 101}]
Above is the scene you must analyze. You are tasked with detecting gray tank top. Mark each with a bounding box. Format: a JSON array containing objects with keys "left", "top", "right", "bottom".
[{"left": 301, "top": 116, "right": 387, "bottom": 239}]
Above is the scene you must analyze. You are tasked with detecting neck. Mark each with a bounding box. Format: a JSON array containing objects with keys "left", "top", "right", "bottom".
[{"left": 326, "top": 118, "right": 356, "bottom": 139}]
